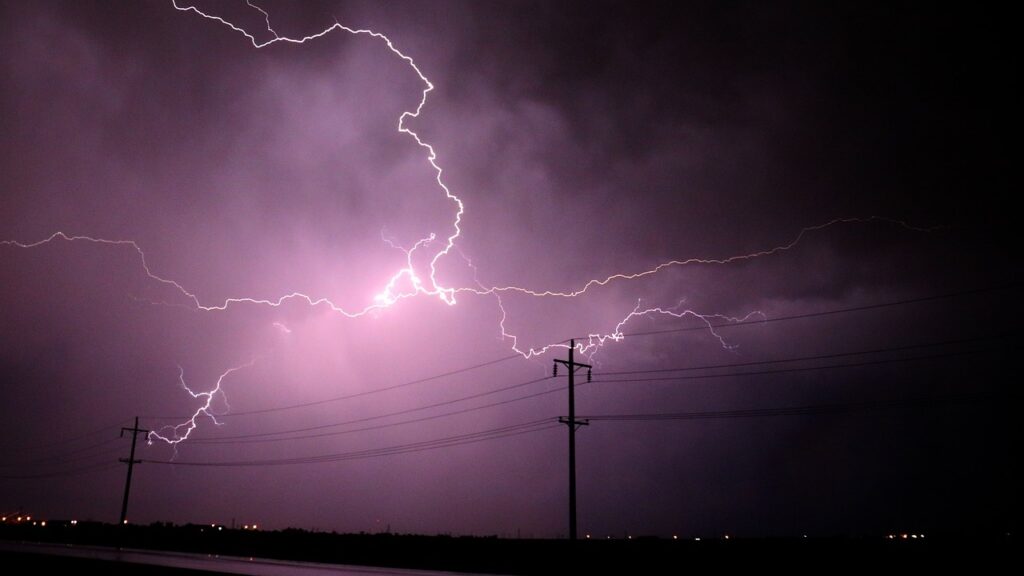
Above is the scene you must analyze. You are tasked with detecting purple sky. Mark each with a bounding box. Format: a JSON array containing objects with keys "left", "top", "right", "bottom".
[{"left": 1, "top": 1, "right": 1016, "bottom": 537}]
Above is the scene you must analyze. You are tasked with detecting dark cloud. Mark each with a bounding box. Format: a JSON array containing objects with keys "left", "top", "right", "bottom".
[{"left": 1, "top": 0, "right": 1015, "bottom": 537}]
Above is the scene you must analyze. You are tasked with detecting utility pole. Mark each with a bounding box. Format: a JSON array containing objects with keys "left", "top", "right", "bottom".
[
  {"left": 119, "top": 417, "right": 149, "bottom": 526},
  {"left": 554, "top": 339, "right": 590, "bottom": 541}
]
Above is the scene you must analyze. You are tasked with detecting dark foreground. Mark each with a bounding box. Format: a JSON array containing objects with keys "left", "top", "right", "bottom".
[
  {"left": 1, "top": 546, "right": 218, "bottom": 576},
  {"left": 0, "top": 541, "right": 477, "bottom": 575},
  {"left": 1, "top": 523, "right": 1015, "bottom": 575}
]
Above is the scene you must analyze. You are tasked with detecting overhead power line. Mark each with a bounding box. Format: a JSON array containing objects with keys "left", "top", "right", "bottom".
[
  {"left": 591, "top": 347, "right": 1011, "bottom": 384},
  {"left": 594, "top": 335, "right": 1007, "bottom": 376},
  {"left": 0, "top": 437, "right": 122, "bottom": 468},
  {"left": 145, "top": 284, "right": 1015, "bottom": 421},
  {"left": 602, "top": 284, "right": 1019, "bottom": 340},
  {"left": 177, "top": 376, "right": 551, "bottom": 443},
  {"left": 178, "top": 337, "right": 1008, "bottom": 446},
  {"left": 0, "top": 461, "right": 121, "bottom": 481},
  {"left": 139, "top": 389, "right": 1000, "bottom": 469},
  {"left": 144, "top": 419, "right": 558, "bottom": 467},
  {"left": 190, "top": 386, "right": 564, "bottom": 446},
  {"left": 144, "top": 354, "right": 523, "bottom": 421},
  {"left": 577, "top": 391, "right": 997, "bottom": 422},
  {"left": 26, "top": 419, "right": 131, "bottom": 452}
]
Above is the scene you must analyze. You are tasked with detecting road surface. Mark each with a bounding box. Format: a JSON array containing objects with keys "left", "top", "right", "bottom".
[{"left": 0, "top": 540, "right": 498, "bottom": 575}]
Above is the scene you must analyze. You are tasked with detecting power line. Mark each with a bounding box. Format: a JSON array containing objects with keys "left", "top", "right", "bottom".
[
  {"left": 143, "top": 419, "right": 559, "bottom": 467},
  {"left": 578, "top": 392, "right": 997, "bottom": 422},
  {"left": 26, "top": 419, "right": 131, "bottom": 452},
  {"left": 0, "top": 437, "right": 121, "bottom": 468},
  {"left": 190, "top": 385, "right": 566, "bottom": 446},
  {"left": 144, "top": 353, "right": 523, "bottom": 421},
  {"left": 173, "top": 376, "right": 551, "bottom": 442},
  {"left": 594, "top": 335, "right": 1007, "bottom": 376},
  {"left": 602, "top": 284, "right": 1019, "bottom": 340},
  {"left": 182, "top": 337, "right": 1008, "bottom": 445},
  {"left": 591, "top": 347, "right": 1011, "bottom": 384},
  {"left": 139, "top": 388, "right": 1001, "bottom": 468},
  {"left": 146, "top": 285, "right": 1015, "bottom": 421},
  {"left": 140, "top": 280, "right": 1011, "bottom": 422},
  {"left": 0, "top": 461, "right": 121, "bottom": 480},
  {"left": 12, "top": 444, "right": 124, "bottom": 470}
]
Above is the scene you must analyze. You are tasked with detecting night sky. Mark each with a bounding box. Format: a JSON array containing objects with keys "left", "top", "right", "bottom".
[{"left": 1, "top": 1, "right": 1016, "bottom": 538}]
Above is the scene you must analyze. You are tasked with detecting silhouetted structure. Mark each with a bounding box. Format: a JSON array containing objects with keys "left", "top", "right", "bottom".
[
  {"left": 554, "top": 339, "right": 590, "bottom": 540},
  {"left": 119, "top": 417, "right": 149, "bottom": 525}
]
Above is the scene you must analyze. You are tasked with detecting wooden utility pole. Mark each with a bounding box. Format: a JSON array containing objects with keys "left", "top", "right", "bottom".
[
  {"left": 119, "top": 417, "right": 149, "bottom": 525},
  {"left": 554, "top": 339, "right": 590, "bottom": 540}
]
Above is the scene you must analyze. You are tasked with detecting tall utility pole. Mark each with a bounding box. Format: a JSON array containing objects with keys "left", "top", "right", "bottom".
[
  {"left": 119, "top": 417, "right": 149, "bottom": 526},
  {"left": 554, "top": 339, "right": 590, "bottom": 541}
]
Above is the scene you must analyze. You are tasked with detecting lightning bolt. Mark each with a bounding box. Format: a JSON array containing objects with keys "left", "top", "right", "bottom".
[
  {"left": 172, "top": 0, "right": 464, "bottom": 309},
  {"left": 148, "top": 360, "right": 256, "bottom": 446},
  {"left": 0, "top": 2, "right": 933, "bottom": 441},
  {"left": 459, "top": 216, "right": 932, "bottom": 300},
  {"left": 587, "top": 301, "right": 766, "bottom": 354}
]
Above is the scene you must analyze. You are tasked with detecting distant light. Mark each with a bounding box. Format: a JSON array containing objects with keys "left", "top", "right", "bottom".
[
  {"left": 585, "top": 534, "right": 591, "bottom": 539},
  {"left": 920, "top": 534, "right": 925, "bottom": 539},
  {"left": 724, "top": 534, "right": 730, "bottom": 540},
  {"left": 803, "top": 534, "right": 808, "bottom": 538},
  {"left": 911, "top": 534, "right": 918, "bottom": 539},
  {"left": 71, "top": 520, "right": 78, "bottom": 526},
  {"left": 901, "top": 534, "right": 908, "bottom": 539},
  {"left": 673, "top": 535, "right": 678, "bottom": 540},
  {"left": 627, "top": 535, "right": 632, "bottom": 540},
  {"left": 16, "top": 517, "right": 22, "bottom": 522},
  {"left": 123, "top": 520, "right": 128, "bottom": 525},
  {"left": 26, "top": 516, "right": 31, "bottom": 521},
  {"left": 253, "top": 524, "right": 258, "bottom": 530},
  {"left": 694, "top": 537, "right": 701, "bottom": 542},
  {"left": 243, "top": 525, "right": 249, "bottom": 530},
  {"left": 40, "top": 521, "right": 46, "bottom": 527},
  {"left": 211, "top": 524, "right": 216, "bottom": 528},
  {"left": 218, "top": 526, "right": 223, "bottom": 531},
  {"left": 1, "top": 517, "right": 5, "bottom": 522}
]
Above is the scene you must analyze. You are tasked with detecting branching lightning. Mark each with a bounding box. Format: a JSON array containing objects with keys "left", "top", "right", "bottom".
[
  {"left": 148, "top": 360, "right": 256, "bottom": 446},
  {"left": 462, "top": 216, "right": 932, "bottom": 300},
  {"left": 171, "top": 0, "right": 464, "bottom": 310},
  {"left": 0, "top": 1, "right": 931, "bottom": 441}
]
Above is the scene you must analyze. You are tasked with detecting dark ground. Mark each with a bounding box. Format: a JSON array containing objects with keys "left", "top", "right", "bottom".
[
  {"left": 0, "top": 551, "right": 218, "bottom": 575},
  {"left": 1, "top": 522, "right": 1016, "bottom": 574}
]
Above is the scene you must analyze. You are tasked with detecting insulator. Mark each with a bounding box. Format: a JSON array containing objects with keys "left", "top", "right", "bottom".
[
  {"left": 587, "top": 369, "right": 592, "bottom": 383},
  {"left": 553, "top": 364, "right": 558, "bottom": 377}
]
